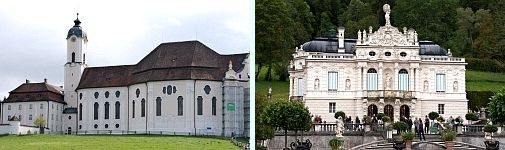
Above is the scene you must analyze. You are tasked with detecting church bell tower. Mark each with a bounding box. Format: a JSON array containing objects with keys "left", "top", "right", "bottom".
[{"left": 64, "top": 13, "right": 87, "bottom": 108}]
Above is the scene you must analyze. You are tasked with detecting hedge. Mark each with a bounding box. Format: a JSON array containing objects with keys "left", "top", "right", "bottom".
[
  {"left": 466, "top": 58, "right": 505, "bottom": 73},
  {"left": 467, "top": 91, "right": 494, "bottom": 111}
]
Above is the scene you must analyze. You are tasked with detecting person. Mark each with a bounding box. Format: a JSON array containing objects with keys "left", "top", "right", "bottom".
[
  {"left": 407, "top": 117, "right": 413, "bottom": 132},
  {"left": 414, "top": 117, "right": 419, "bottom": 135},
  {"left": 355, "top": 116, "right": 361, "bottom": 131},
  {"left": 418, "top": 118, "right": 426, "bottom": 141},
  {"left": 425, "top": 115, "right": 430, "bottom": 134}
]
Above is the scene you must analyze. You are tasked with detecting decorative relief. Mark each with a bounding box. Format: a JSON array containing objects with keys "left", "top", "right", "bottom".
[
  {"left": 453, "top": 81, "right": 458, "bottom": 92},
  {"left": 423, "top": 80, "right": 429, "bottom": 92},
  {"left": 345, "top": 79, "right": 351, "bottom": 90}
]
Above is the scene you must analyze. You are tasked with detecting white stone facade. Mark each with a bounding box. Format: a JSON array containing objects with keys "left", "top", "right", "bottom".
[
  {"left": 289, "top": 4, "right": 467, "bottom": 123},
  {"left": 2, "top": 101, "right": 64, "bottom": 132}
]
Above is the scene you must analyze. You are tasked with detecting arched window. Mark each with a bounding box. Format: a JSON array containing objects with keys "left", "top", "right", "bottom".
[
  {"left": 398, "top": 69, "right": 409, "bottom": 91},
  {"left": 115, "top": 101, "right": 120, "bottom": 119},
  {"left": 177, "top": 96, "right": 183, "bottom": 116},
  {"left": 367, "top": 68, "right": 378, "bottom": 90},
  {"left": 72, "top": 52, "right": 75, "bottom": 62},
  {"left": 79, "top": 103, "right": 82, "bottom": 120},
  {"left": 156, "top": 97, "right": 162, "bottom": 116},
  {"left": 212, "top": 97, "right": 217, "bottom": 116},
  {"left": 197, "top": 96, "right": 203, "bottom": 115},
  {"left": 132, "top": 100, "right": 135, "bottom": 118},
  {"left": 141, "top": 99, "right": 146, "bottom": 117},
  {"left": 94, "top": 102, "right": 99, "bottom": 120},
  {"left": 104, "top": 102, "right": 110, "bottom": 119}
]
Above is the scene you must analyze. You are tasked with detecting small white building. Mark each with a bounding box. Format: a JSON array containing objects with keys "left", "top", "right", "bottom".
[{"left": 289, "top": 4, "right": 467, "bottom": 123}]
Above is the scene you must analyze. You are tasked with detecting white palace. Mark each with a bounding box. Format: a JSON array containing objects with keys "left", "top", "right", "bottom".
[
  {"left": 289, "top": 4, "right": 467, "bottom": 122},
  {"left": 0, "top": 15, "right": 250, "bottom": 137}
]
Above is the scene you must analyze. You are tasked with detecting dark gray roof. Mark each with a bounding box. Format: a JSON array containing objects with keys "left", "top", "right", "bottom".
[
  {"left": 66, "top": 18, "right": 86, "bottom": 39},
  {"left": 63, "top": 108, "right": 77, "bottom": 114},
  {"left": 301, "top": 38, "right": 447, "bottom": 56},
  {"left": 419, "top": 41, "right": 447, "bottom": 56},
  {"left": 301, "top": 38, "right": 355, "bottom": 54}
]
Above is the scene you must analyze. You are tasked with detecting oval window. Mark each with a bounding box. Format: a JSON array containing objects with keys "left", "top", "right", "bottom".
[
  {"left": 385, "top": 52, "right": 391, "bottom": 56},
  {"left": 369, "top": 51, "right": 376, "bottom": 56},
  {"left": 400, "top": 52, "right": 407, "bottom": 57}
]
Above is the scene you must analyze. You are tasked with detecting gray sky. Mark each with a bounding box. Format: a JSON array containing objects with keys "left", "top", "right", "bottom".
[{"left": 0, "top": 0, "right": 250, "bottom": 99}]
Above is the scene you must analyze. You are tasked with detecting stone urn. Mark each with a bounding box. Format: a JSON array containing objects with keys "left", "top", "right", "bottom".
[{"left": 444, "top": 141, "right": 454, "bottom": 150}]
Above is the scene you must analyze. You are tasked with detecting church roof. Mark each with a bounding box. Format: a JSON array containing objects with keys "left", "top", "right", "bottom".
[
  {"left": 76, "top": 40, "right": 248, "bottom": 89},
  {"left": 66, "top": 14, "right": 87, "bottom": 39},
  {"left": 3, "top": 82, "right": 65, "bottom": 104}
]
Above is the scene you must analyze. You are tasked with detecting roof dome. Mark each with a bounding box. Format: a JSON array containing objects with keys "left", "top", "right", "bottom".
[
  {"left": 419, "top": 41, "right": 447, "bottom": 56},
  {"left": 66, "top": 13, "right": 87, "bottom": 39},
  {"left": 301, "top": 38, "right": 355, "bottom": 54}
]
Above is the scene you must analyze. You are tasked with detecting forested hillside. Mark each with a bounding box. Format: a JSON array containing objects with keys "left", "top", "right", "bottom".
[{"left": 256, "top": 0, "right": 505, "bottom": 81}]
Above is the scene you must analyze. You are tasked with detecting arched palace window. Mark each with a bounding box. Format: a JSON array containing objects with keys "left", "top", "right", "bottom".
[
  {"left": 398, "top": 69, "right": 409, "bottom": 91},
  {"left": 367, "top": 69, "right": 378, "bottom": 90}
]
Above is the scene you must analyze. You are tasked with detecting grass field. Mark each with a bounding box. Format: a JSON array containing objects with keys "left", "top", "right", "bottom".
[
  {"left": 256, "top": 70, "right": 505, "bottom": 99},
  {"left": 466, "top": 70, "right": 505, "bottom": 91},
  {"left": 0, "top": 134, "right": 240, "bottom": 150}
]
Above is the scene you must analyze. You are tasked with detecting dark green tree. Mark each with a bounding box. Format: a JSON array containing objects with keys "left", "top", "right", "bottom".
[
  {"left": 319, "top": 11, "right": 336, "bottom": 37},
  {"left": 339, "top": 0, "right": 378, "bottom": 38},
  {"left": 488, "top": 89, "right": 505, "bottom": 124},
  {"left": 256, "top": 0, "right": 294, "bottom": 81},
  {"left": 262, "top": 99, "right": 312, "bottom": 149},
  {"left": 255, "top": 94, "right": 275, "bottom": 146}
]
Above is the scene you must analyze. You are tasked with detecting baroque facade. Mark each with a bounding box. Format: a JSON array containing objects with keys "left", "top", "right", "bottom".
[
  {"left": 1, "top": 15, "right": 250, "bottom": 137},
  {"left": 289, "top": 4, "right": 467, "bottom": 123}
]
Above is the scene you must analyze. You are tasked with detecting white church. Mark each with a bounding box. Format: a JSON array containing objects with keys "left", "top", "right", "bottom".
[
  {"left": 0, "top": 15, "right": 250, "bottom": 137},
  {"left": 289, "top": 4, "right": 468, "bottom": 123}
]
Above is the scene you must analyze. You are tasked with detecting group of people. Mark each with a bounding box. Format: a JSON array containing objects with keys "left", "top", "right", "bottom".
[{"left": 400, "top": 115, "right": 431, "bottom": 141}]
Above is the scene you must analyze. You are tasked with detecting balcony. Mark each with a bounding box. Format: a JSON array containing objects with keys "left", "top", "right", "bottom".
[{"left": 365, "top": 90, "right": 414, "bottom": 99}]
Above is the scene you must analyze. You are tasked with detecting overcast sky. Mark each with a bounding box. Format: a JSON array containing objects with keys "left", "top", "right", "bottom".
[{"left": 0, "top": 0, "right": 250, "bottom": 99}]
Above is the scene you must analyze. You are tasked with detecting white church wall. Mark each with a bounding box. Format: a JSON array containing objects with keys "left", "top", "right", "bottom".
[
  {"left": 77, "top": 87, "right": 128, "bottom": 132},
  {"left": 128, "top": 83, "right": 148, "bottom": 131},
  {"left": 194, "top": 80, "right": 223, "bottom": 136}
]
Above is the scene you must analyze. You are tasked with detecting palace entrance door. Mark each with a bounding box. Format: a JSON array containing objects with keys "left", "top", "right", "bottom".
[{"left": 384, "top": 105, "right": 394, "bottom": 121}]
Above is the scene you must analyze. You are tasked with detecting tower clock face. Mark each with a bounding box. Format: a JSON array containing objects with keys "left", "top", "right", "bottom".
[{"left": 71, "top": 37, "right": 76, "bottom": 42}]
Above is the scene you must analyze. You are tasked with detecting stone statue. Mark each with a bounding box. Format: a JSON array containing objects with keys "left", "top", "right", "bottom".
[
  {"left": 383, "top": 4, "right": 391, "bottom": 26},
  {"left": 385, "top": 73, "right": 392, "bottom": 90},
  {"left": 335, "top": 116, "right": 344, "bottom": 137},
  {"left": 453, "top": 81, "right": 458, "bottom": 92},
  {"left": 314, "top": 79, "right": 320, "bottom": 91},
  {"left": 345, "top": 79, "right": 351, "bottom": 90},
  {"left": 423, "top": 81, "right": 428, "bottom": 91}
]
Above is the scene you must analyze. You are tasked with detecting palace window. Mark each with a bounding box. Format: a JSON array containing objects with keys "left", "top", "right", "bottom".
[
  {"left": 398, "top": 69, "right": 409, "bottom": 91},
  {"left": 436, "top": 74, "right": 446, "bottom": 92},
  {"left": 29, "top": 115, "right": 32, "bottom": 120},
  {"left": 132, "top": 100, "right": 135, "bottom": 118},
  {"left": 115, "top": 101, "right": 120, "bottom": 119},
  {"left": 94, "top": 102, "right": 99, "bottom": 120},
  {"left": 156, "top": 97, "right": 162, "bottom": 116},
  {"left": 367, "top": 69, "right": 378, "bottom": 90},
  {"left": 212, "top": 97, "right": 217, "bottom": 116},
  {"left": 141, "top": 99, "right": 146, "bottom": 117},
  {"left": 297, "top": 78, "right": 304, "bottom": 96},
  {"left": 400, "top": 52, "right": 407, "bottom": 57},
  {"left": 369, "top": 51, "right": 376, "bottom": 56},
  {"left": 29, "top": 104, "right": 32, "bottom": 109},
  {"left": 178, "top": 96, "right": 183, "bottom": 116},
  {"left": 197, "top": 96, "right": 203, "bottom": 115},
  {"left": 104, "top": 102, "right": 110, "bottom": 119},
  {"left": 18, "top": 105, "right": 21, "bottom": 110},
  {"left": 79, "top": 103, "right": 82, "bottom": 120},
  {"left": 329, "top": 102, "right": 336, "bottom": 113},
  {"left": 328, "top": 72, "right": 338, "bottom": 91},
  {"left": 438, "top": 104, "right": 445, "bottom": 114},
  {"left": 7, "top": 105, "right": 10, "bottom": 110}
]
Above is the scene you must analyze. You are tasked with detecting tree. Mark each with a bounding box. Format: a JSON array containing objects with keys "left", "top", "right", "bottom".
[
  {"left": 339, "top": 0, "right": 378, "bottom": 38},
  {"left": 334, "top": 111, "right": 346, "bottom": 120},
  {"left": 255, "top": 94, "right": 275, "bottom": 147},
  {"left": 488, "top": 89, "right": 505, "bottom": 124},
  {"left": 256, "top": 0, "right": 295, "bottom": 81},
  {"left": 428, "top": 112, "right": 439, "bottom": 121},
  {"left": 33, "top": 115, "right": 46, "bottom": 134},
  {"left": 262, "top": 99, "right": 312, "bottom": 149}
]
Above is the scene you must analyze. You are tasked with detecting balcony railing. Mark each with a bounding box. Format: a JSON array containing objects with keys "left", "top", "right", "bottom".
[{"left": 365, "top": 90, "right": 414, "bottom": 99}]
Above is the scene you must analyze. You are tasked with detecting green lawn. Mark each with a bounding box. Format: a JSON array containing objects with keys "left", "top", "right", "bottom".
[
  {"left": 0, "top": 134, "right": 240, "bottom": 150},
  {"left": 466, "top": 70, "right": 505, "bottom": 91},
  {"left": 255, "top": 70, "right": 505, "bottom": 99}
]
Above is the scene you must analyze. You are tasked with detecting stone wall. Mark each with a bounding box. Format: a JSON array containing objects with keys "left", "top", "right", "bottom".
[{"left": 267, "top": 134, "right": 505, "bottom": 150}]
